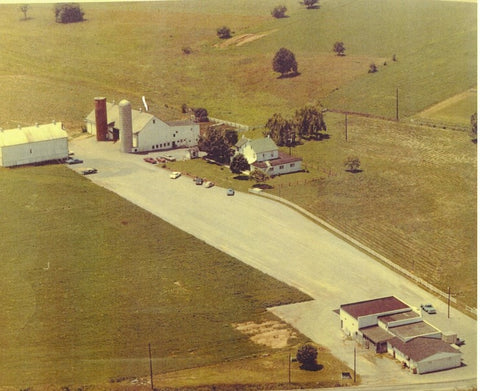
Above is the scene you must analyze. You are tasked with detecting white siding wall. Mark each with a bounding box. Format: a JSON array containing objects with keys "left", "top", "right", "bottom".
[
  {"left": 1, "top": 138, "right": 68, "bottom": 167},
  {"left": 417, "top": 353, "right": 461, "bottom": 374},
  {"left": 340, "top": 309, "right": 358, "bottom": 336},
  {"left": 134, "top": 120, "right": 199, "bottom": 153},
  {"left": 268, "top": 161, "right": 303, "bottom": 176}
]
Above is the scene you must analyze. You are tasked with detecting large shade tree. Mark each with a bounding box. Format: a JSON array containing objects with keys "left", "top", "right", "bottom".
[
  {"left": 272, "top": 48, "right": 298, "bottom": 77},
  {"left": 198, "top": 126, "right": 232, "bottom": 164},
  {"left": 294, "top": 104, "right": 327, "bottom": 140},
  {"left": 265, "top": 113, "right": 295, "bottom": 146},
  {"left": 230, "top": 154, "right": 250, "bottom": 174}
]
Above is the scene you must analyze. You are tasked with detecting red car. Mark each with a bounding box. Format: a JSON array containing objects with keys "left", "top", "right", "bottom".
[{"left": 144, "top": 157, "right": 157, "bottom": 164}]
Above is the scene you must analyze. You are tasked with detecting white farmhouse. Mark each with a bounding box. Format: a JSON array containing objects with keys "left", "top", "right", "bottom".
[
  {"left": 85, "top": 98, "right": 200, "bottom": 153},
  {"left": 235, "top": 136, "right": 303, "bottom": 175},
  {"left": 0, "top": 122, "right": 68, "bottom": 167}
]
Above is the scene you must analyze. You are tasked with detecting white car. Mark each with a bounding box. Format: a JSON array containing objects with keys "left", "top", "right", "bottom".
[{"left": 170, "top": 171, "right": 181, "bottom": 179}]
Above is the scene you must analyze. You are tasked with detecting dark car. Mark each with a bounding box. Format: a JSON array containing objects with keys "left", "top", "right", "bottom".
[
  {"left": 66, "top": 157, "right": 83, "bottom": 164},
  {"left": 81, "top": 168, "right": 97, "bottom": 175},
  {"left": 194, "top": 177, "right": 203, "bottom": 185}
]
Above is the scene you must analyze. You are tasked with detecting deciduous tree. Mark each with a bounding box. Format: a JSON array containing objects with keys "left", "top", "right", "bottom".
[
  {"left": 296, "top": 344, "right": 318, "bottom": 370},
  {"left": 198, "top": 126, "right": 232, "bottom": 164},
  {"left": 20, "top": 4, "right": 29, "bottom": 20},
  {"left": 54, "top": 3, "right": 84, "bottom": 23},
  {"left": 230, "top": 154, "right": 250, "bottom": 174},
  {"left": 217, "top": 26, "right": 231, "bottom": 39},
  {"left": 272, "top": 48, "right": 298, "bottom": 77},
  {"left": 265, "top": 113, "right": 295, "bottom": 146},
  {"left": 333, "top": 41, "right": 345, "bottom": 56},
  {"left": 344, "top": 156, "right": 361, "bottom": 172},
  {"left": 271, "top": 5, "right": 287, "bottom": 18},
  {"left": 250, "top": 168, "right": 270, "bottom": 183},
  {"left": 303, "top": 0, "right": 319, "bottom": 9},
  {"left": 294, "top": 104, "right": 327, "bottom": 140}
]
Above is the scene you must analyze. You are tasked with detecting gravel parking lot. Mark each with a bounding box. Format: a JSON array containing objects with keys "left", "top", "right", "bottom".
[{"left": 69, "top": 136, "right": 476, "bottom": 389}]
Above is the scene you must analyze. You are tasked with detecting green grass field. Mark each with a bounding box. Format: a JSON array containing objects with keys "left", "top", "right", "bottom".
[
  {"left": 0, "top": 0, "right": 475, "bottom": 129},
  {"left": 0, "top": 165, "right": 318, "bottom": 387}
]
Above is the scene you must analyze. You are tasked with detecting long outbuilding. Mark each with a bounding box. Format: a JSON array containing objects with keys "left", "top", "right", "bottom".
[{"left": 0, "top": 122, "right": 68, "bottom": 167}]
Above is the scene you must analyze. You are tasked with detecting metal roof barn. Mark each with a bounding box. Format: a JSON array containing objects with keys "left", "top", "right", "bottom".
[{"left": 0, "top": 122, "right": 68, "bottom": 167}]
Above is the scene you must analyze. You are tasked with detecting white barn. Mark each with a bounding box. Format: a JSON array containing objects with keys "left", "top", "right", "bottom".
[
  {"left": 0, "top": 122, "right": 68, "bottom": 167},
  {"left": 85, "top": 99, "right": 200, "bottom": 153}
]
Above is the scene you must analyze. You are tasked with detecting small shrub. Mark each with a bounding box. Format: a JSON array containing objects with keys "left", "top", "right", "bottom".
[
  {"left": 271, "top": 5, "right": 287, "bottom": 18},
  {"left": 182, "top": 46, "right": 192, "bottom": 55},
  {"left": 368, "top": 63, "right": 378, "bottom": 73},
  {"left": 217, "top": 26, "right": 231, "bottom": 39}
]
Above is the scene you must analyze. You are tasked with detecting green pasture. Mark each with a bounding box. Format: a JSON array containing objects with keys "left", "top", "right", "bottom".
[
  {"left": 0, "top": 165, "right": 313, "bottom": 387},
  {"left": 170, "top": 112, "right": 477, "bottom": 309},
  {"left": 0, "top": 0, "right": 475, "bottom": 130}
]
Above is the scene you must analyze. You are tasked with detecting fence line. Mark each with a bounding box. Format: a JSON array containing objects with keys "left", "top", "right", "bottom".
[
  {"left": 208, "top": 117, "right": 263, "bottom": 131},
  {"left": 249, "top": 189, "right": 476, "bottom": 317}
]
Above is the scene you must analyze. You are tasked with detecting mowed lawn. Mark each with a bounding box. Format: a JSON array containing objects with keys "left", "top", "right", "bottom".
[
  {"left": 0, "top": 0, "right": 475, "bottom": 129},
  {"left": 0, "top": 165, "right": 315, "bottom": 387}
]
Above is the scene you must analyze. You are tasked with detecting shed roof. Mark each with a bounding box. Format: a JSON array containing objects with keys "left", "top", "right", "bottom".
[
  {"left": 361, "top": 325, "right": 395, "bottom": 344},
  {"left": 389, "top": 320, "right": 440, "bottom": 342},
  {"left": 389, "top": 337, "right": 460, "bottom": 362},
  {"left": 0, "top": 122, "right": 66, "bottom": 147},
  {"left": 340, "top": 296, "right": 410, "bottom": 319}
]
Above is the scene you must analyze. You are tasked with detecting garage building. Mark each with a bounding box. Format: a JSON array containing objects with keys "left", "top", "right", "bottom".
[{"left": 0, "top": 122, "right": 68, "bottom": 167}]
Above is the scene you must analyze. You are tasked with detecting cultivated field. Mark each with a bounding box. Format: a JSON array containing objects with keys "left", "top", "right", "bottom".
[{"left": 0, "top": 0, "right": 476, "bottom": 389}]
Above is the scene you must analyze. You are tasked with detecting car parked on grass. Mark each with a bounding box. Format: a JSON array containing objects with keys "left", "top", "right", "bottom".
[
  {"left": 144, "top": 157, "right": 157, "bottom": 164},
  {"left": 421, "top": 304, "right": 436, "bottom": 314},
  {"left": 170, "top": 171, "right": 181, "bottom": 179},
  {"left": 226, "top": 188, "right": 235, "bottom": 196},
  {"left": 65, "top": 157, "right": 83, "bottom": 164},
  {"left": 81, "top": 168, "right": 97, "bottom": 175}
]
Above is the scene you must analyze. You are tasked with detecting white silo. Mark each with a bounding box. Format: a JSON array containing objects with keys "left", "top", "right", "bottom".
[{"left": 119, "top": 99, "right": 133, "bottom": 153}]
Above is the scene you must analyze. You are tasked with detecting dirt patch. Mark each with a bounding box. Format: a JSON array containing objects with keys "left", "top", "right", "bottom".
[
  {"left": 418, "top": 88, "right": 476, "bottom": 117},
  {"left": 233, "top": 320, "right": 297, "bottom": 348},
  {"left": 215, "top": 30, "right": 277, "bottom": 48}
]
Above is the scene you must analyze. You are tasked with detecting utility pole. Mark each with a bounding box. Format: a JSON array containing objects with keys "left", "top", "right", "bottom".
[
  {"left": 396, "top": 88, "right": 399, "bottom": 121},
  {"left": 345, "top": 113, "right": 348, "bottom": 141},
  {"left": 353, "top": 346, "right": 357, "bottom": 383},
  {"left": 288, "top": 353, "right": 291, "bottom": 383},
  {"left": 448, "top": 287, "right": 451, "bottom": 319},
  {"left": 148, "top": 343, "right": 154, "bottom": 390}
]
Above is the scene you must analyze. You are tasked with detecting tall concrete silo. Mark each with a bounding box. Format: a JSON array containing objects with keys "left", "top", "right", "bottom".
[
  {"left": 119, "top": 99, "right": 133, "bottom": 153},
  {"left": 94, "top": 97, "right": 108, "bottom": 141}
]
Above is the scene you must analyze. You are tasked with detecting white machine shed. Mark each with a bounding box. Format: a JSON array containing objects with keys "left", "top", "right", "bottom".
[{"left": 0, "top": 122, "right": 68, "bottom": 167}]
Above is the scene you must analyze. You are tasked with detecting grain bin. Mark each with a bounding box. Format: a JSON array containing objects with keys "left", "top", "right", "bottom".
[
  {"left": 94, "top": 97, "right": 108, "bottom": 141},
  {"left": 119, "top": 99, "right": 133, "bottom": 153}
]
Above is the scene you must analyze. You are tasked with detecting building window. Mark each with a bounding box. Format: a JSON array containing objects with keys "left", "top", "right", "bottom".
[
  {"left": 153, "top": 119, "right": 156, "bottom": 124},
  {"left": 279, "top": 165, "right": 284, "bottom": 169},
  {"left": 290, "top": 163, "right": 295, "bottom": 167}
]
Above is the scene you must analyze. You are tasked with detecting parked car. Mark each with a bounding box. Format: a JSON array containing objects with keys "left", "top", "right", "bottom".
[
  {"left": 144, "top": 157, "right": 157, "bottom": 164},
  {"left": 170, "top": 171, "right": 181, "bottom": 179},
  {"left": 194, "top": 177, "right": 203, "bottom": 185},
  {"left": 65, "top": 157, "right": 83, "bottom": 165},
  {"left": 204, "top": 181, "right": 215, "bottom": 188},
  {"left": 81, "top": 168, "right": 97, "bottom": 175},
  {"left": 455, "top": 337, "right": 465, "bottom": 346},
  {"left": 156, "top": 157, "right": 166, "bottom": 163},
  {"left": 163, "top": 155, "right": 176, "bottom": 162},
  {"left": 421, "top": 304, "right": 436, "bottom": 314},
  {"left": 226, "top": 188, "right": 235, "bottom": 196}
]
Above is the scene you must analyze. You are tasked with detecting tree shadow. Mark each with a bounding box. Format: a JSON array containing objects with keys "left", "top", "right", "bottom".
[
  {"left": 300, "top": 363, "right": 324, "bottom": 371},
  {"left": 19, "top": 17, "right": 34, "bottom": 21},
  {"left": 471, "top": 139, "right": 477, "bottom": 144},
  {"left": 253, "top": 183, "right": 274, "bottom": 189},
  {"left": 277, "top": 71, "right": 301, "bottom": 79},
  {"left": 345, "top": 169, "right": 363, "bottom": 174},
  {"left": 233, "top": 175, "right": 249, "bottom": 181}
]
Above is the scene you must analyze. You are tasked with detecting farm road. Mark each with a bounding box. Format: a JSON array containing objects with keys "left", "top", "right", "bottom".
[{"left": 69, "top": 136, "right": 476, "bottom": 389}]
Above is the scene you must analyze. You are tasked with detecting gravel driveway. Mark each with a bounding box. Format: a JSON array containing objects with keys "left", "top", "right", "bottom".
[{"left": 69, "top": 136, "right": 477, "bottom": 389}]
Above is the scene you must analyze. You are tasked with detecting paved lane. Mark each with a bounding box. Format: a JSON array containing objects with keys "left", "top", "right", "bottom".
[{"left": 69, "top": 137, "right": 476, "bottom": 389}]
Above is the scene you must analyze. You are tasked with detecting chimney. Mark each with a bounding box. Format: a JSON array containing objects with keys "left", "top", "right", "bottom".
[{"left": 94, "top": 97, "right": 108, "bottom": 141}]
